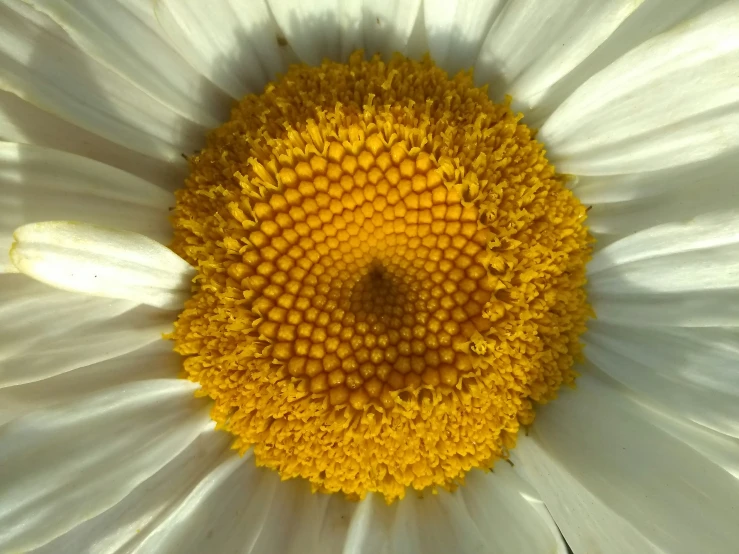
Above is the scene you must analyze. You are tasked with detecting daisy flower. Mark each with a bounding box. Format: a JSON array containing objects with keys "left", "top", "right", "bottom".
[{"left": 1, "top": 0, "right": 738, "bottom": 552}]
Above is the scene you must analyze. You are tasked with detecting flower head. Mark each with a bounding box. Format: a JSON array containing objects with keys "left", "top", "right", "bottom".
[
  {"left": 1, "top": 1, "right": 738, "bottom": 552},
  {"left": 170, "top": 53, "right": 591, "bottom": 499}
]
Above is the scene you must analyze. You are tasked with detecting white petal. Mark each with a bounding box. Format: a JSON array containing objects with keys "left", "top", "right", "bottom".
[
  {"left": 585, "top": 335, "right": 739, "bottom": 436},
  {"left": 0, "top": 142, "right": 174, "bottom": 272},
  {"left": 10, "top": 222, "right": 194, "bottom": 310},
  {"left": 590, "top": 289, "right": 739, "bottom": 328},
  {"left": 453, "top": 467, "right": 567, "bottom": 554},
  {"left": 360, "top": 0, "right": 423, "bottom": 59},
  {"left": 588, "top": 210, "right": 739, "bottom": 275},
  {"left": 585, "top": 322, "right": 739, "bottom": 395},
  {"left": 0, "top": 307, "right": 171, "bottom": 389},
  {"left": 155, "top": 0, "right": 289, "bottom": 99},
  {"left": 572, "top": 148, "right": 739, "bottom": 206},
  {"left": 386, "top": 494, "right": 423, "bottom": 552},
  {"left": 120, "top": 454, "right": 565, "bottom": 553},
  {"left": 0, "top": 273, "right": 134, "bottom": 364},
  {"left": 268, "top": 0, "right": 362, "bottom": 65},
  {"left": 583, "top": 158, "right": 739, "bottom": 252},
  {"left": 589, "top": 245, "right": 739, "bottom": 296},
  {"left": 268, "top": 0, "right": 421, "bottom": 64},
  {"left": 524, "top": 372, "right": 739, "bottom": 554},
  {"left": 282, "top": 493, "right": 353, "bottom": 554},
  {"left": 541, "top": 2, "right": 739, "bottom": 175},
  {"left": 30, "top": 432, "right": 231, "bottom": 554},
  {"left": 587, "top": 210, "right": 739, "bottom": 298},
  {"left": 402, "top": 2, "right": 429, "bottom": 61},
  {"left": 518, "top": 0, "right": 725, "bottom": 126},
  {"left": 423, "top": 0, "right": 505, "bottom": 75},
  {"left": 0, "top": 1, "right": 206, "bottom": 163},
  {"left": 0, "top": 90, "right": 186, "bottom": 188},
  {"left": 29, "top": 0, "right": 231, "bottom": 128},
  {"left": 315, "top": 496, "right": 357, "bottom": 553},
  {"left": 130, "top": 452, "right": 278, "bottom": 553},
  {"left": 0, "top": 341, "right": 178, "bottom": 426},
  {"left": 636, "top": 402, "right": 739, "bottom": 480},
  {"left": 475, "top": 0, "right": 642, "bottom": 110},
  {"left": 344, "top": 467, "right": 565, "bottom": 553},
  {"left": 0, "top": 379, "right": 211, "bottom": 553},
  {"left": 514, "top": 437, "right": 664, "bottom": 554},
  {"left": 121, "top": 449, "right": 354, "bottom": 554},
  {"left": 342, "top": 494, "right": 394, "bottom": 554}
]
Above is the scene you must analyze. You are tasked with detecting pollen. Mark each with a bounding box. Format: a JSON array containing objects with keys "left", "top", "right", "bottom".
[{"left": 170, "top": 52, "right": 592, "bottom": 501}]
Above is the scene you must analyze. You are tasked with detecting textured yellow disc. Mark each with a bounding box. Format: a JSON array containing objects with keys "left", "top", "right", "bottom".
[{"left": 170, "top": 52, "right": 592, "bottom": 501}]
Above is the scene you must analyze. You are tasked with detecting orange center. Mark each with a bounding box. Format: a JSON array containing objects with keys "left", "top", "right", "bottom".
[
  {"left": 247, "top": 134, "right": 493, "bottom": 409},
  {"left": 169, "top": 52, "right": 592, "bottom": 501}
]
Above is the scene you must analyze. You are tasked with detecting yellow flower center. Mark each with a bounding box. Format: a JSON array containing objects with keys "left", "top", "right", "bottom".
[{"left": 170, "top": 52, "right": 592, "bottom": 501}]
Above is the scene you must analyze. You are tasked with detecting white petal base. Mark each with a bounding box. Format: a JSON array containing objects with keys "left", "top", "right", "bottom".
[{"left": 10, "top": 221, "right": 194, "bottom": 310}]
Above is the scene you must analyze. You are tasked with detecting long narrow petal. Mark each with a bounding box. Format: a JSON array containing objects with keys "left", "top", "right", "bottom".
[
  {"left": 572, "top": 147, "right": 739, "bottom": 206},
  {"left": 268, "top": 0, "right": 422, "bottom": 65},
  {"left": 155, "top": 0, "right": 289, "bottom": 99},
  {"left": 580, "top": 151, "right": 739, "bottom": 254},
  {"left": 584, "top": 322, "right": 739, "bottom": 395},
  {"left": 268, "top": 0, "right": 362, "bottom": 65},
  {"left": 589, "top": 289, "right": 739, "bottom": 328},
  {"left": 589, "top": 246, "right": 739, "bottom": 296},
  {"left": 423, "top": 0, "right": 505, "bottom": 76},
  {"left": 475, "top": 0, "right": 642, "bottom": 110},
  {"left": 514, "top": 438, "right": 663, "bottom": 554},
  {"left": 0, "top": 379, "right": 211, "bottom": 553},
  {"left": 341, "top": 494, "right": 394, "bottom": 553},
  {"left": 30, "top": 432, "right": 232, "bottom": 554},
  {"left": 343, "top": 466, "right": 565, "bottom": 553},
  {"left": 0, "top": 141, "right": 174, "bottom": 272},
  {"left": 541, "top": 1, "right": 739, "bottom": 175},
  {"left": 287, "top": 495, "right": 353, "bottom": 553},
  {"left": 588, "top": 210, "right": 739, "bottom": 274},
  {"left": 514, "top": 0, "right": 725, "bottom": 126},
  {"left": 0, "top": 273, "right": 134, "bottom": 363},
  {"left": 0, "top": 342, "right": 179, "bottom": 426},
  {"left": 0, "top": 308, "right": 171, "bottom": 390},
  {"left": 127, "top": 453, "right": 357, "bottom": 554},
  {"left": 639, "top": 403, "right": 739, "bottom": 480},
  {"left": 0, "top": 1, "right": 206, "bottom": 163},
  {"left": 9, "top": 222, "right": 194, "bottom": 310},
  {"left": 584, "top": 342, "right": 739, "bottom": 437},
  {"left": 0, "top": 90, "right": 184, "bottom": 187},
  {"left": 360, "top": 0, "right": 422, "bottom": 60},
  {"left": 586, "top": 209, "right": 739, "bottom": 327},
  {"left": 129, "top": 453, "right": 283, "bottom": 553},
  {"left": 56, "top": 447, "right": 570, "bottom": 553},
  {"left": 443, "top": 467, "right": 567, "bottom": 554},
  {"left": 29, "top": 0, "right": 232, "bottom": 128},
  {"left": 588, "top": 206, "right": 739, "bottom": 328},
  {"left": 520, "top": 372, "right": 739, "bottom": 554},
  {"left": 587, "top": 216, "right": 739, "bottom": 313}
]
